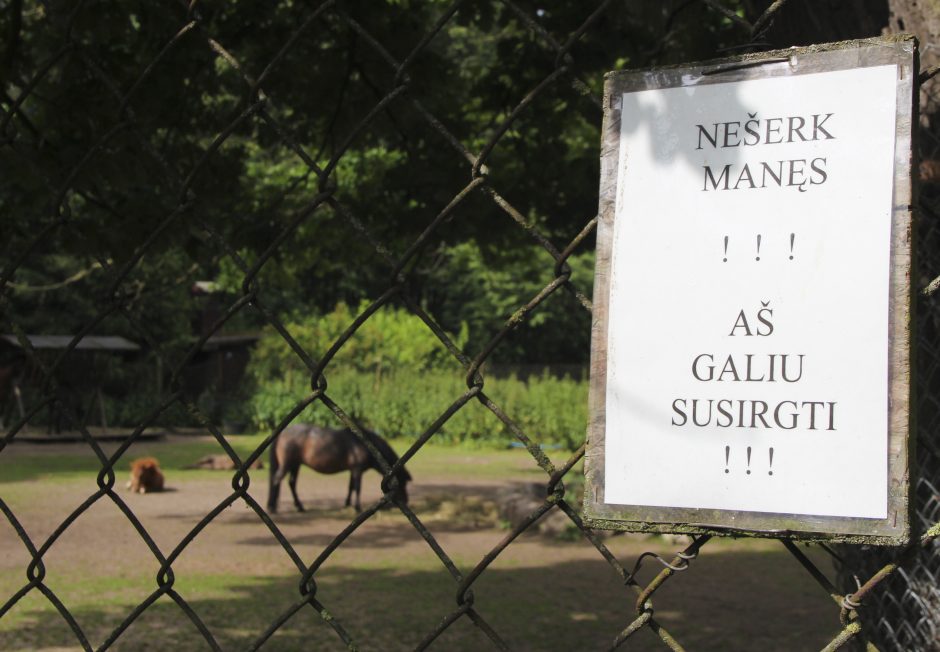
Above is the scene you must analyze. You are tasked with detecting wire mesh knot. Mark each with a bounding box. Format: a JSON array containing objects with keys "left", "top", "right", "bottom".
[
  {"left": 96, "top": 466, "right": 117, "bottom": 491},
  {"left": 456, "top": 586, "right": 475, "bottom": 607},
  {"left": 841, "top": 593, "right": 862, "bottom": 610},
  {"left": 379, "top": 472, "right": 401, "bottom": 495},
  {"left": 299, "top": 576, "right": 317, "bottom": 599},
  {"left": 310, "top": 372, "right": 328, "bottom": 392},
  {"left": 231, "top": 469, "right": 251, "bottom": 494},
  {"left": 26, "top": 558, "right": 46, "bottom": 584},
  {"left": 157, "top": 565, "right": 176, "bottom": 591}
]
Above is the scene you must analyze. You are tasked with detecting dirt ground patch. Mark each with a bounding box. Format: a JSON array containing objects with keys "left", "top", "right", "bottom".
[{"left": 1, "top": 437, "right": 844, "bottom": 651}]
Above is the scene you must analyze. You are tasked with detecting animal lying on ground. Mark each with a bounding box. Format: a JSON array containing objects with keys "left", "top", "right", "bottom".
[
  {"left": 267, "top": 423, "right": 411, "bottom": 513},
  {"left": 127, "top": 457, "right": 165, "bottom": 493},
  {"left": 185, "top": 454, "right": 263, "bottom": 470}
]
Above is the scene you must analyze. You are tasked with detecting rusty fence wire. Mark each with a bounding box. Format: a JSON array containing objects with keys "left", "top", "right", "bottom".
[{"left": 1, "top": 1, "right": 939, "bottom": 650}]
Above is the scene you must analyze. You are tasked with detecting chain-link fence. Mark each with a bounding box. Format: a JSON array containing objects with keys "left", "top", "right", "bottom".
[{"left": 1, "top": 1, "right": 939, "bottom": 650}]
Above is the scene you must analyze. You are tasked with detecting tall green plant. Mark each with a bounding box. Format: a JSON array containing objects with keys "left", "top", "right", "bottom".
[
  {"left": 247, "top": 301, "right": 468, "bottom": 381},
  {"left": 250, "top": 368, "right": 587, "bottom": 449},
  {"left": 247, "top": 302, "right": 586, "bottom": 447}
]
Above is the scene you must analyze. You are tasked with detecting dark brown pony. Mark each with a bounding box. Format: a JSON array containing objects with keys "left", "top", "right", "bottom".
[{"left": 267, "top": 423, "right": 411, "bottom": 513}]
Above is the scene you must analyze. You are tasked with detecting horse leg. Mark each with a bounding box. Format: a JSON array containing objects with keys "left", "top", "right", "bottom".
[
  {"left": 288, "top": 468, "right": 305, "bottom": 512},
  {"left": 269, "top": 463, "right": 290, "bottom": 513},
  {"left": 345, "top": 473, "right": 355, "bottom": 508},
  {"left": 353, "top": 468, "right": 363, "bottom": 513}
]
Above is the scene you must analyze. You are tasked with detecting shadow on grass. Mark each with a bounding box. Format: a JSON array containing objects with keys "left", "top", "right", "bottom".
[
  {"left": 228, "top": 483, "right": 513, "bottom": 548},
  {"left": 0, "top": 551, "right": 843, "bottom": 652}
]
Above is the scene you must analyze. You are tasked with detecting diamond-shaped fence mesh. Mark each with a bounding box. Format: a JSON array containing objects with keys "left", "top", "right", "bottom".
[{"left": 1, "top": 1, "right": 939, "bottom": 650}]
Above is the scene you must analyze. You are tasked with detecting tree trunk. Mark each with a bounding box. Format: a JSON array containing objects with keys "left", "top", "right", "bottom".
[
  {"left": 748, "top": 0, "right": 889, "bottom": 49},
  {"left": 889, "top": 0, "right": 940, "bottom": 126}
]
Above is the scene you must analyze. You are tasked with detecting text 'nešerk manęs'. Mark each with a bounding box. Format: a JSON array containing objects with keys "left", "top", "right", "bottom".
[{"left": 697, "top": 112, "right": 835, "bottom": 192}]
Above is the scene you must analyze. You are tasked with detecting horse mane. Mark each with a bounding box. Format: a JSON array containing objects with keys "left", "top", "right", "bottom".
[{"left": 360, "top": 428, "right": 412, "bottom": 481}]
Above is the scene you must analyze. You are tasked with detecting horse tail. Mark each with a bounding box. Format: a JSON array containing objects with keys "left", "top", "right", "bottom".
[{"left": 267, "top": 433, "right": 280, "bottom": 512}]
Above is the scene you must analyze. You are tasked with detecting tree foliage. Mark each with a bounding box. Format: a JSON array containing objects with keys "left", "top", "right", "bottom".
[{"left": 2, "top": 0, "right": 752, "bottom": 366}]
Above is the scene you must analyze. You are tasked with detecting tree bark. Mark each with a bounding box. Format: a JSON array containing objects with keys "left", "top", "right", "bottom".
[
  {"left": 888, "top": 0, "right": 940, "bottom": 134},
  {"left": 748, "top": 0, "right": 889, "bottom": 49},
  {"left": 887, "top": 0, "right": 940, "bottom": 70}
]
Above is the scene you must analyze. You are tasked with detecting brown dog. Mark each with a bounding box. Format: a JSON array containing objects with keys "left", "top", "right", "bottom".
[{"left": 126, "top": 457, "right": 165, "bottom": 494}]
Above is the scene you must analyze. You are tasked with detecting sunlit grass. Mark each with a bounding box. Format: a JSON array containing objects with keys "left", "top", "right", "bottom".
[{"left": 0, "top": 432, "right": 552, "bottom": 485}]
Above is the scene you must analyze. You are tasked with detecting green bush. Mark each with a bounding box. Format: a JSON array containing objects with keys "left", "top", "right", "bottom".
[
  {"left": 248, "top": 368, "right": 587, "bottom": 449},
  {"left": 246, "top": 302, "right": 588, "bottom": 448},
  {"left": 248, "top": 300, "right": 467, "bottom": 380}
]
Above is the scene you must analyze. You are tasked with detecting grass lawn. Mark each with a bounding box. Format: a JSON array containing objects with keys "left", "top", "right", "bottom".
[
  {"left": 0, "top": 433, "right": 846, "bottom": 651},
  {"left": 0, "top": 432, "right": 549, "bottom": 484}
]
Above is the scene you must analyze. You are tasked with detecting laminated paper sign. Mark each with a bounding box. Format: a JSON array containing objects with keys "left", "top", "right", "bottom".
[{"left": 583, "top": 37, "right": 914, "bottom": 544}]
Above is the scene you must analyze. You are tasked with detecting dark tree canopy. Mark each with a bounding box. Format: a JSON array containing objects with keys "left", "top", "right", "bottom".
[{"left": 2, "top": 0, "right": 901, "bottom": 366}]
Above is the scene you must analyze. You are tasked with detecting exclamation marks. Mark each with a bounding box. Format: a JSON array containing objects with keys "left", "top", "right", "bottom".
[
  {"left": 721, "top": 235, "right": 797, "bottom": 262},
  {"left": 723, "top": 445, "right": 776, "bottom": 475}
]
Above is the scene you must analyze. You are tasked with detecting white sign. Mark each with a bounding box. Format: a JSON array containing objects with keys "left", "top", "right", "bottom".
[{"left": 603, "top": 65, "right": 899, "bottom": 520}]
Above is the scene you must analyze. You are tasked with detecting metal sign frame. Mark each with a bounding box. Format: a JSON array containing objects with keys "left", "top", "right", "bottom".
[{"left": 583, "top": 36, "right": 916, "bottom": 545}]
